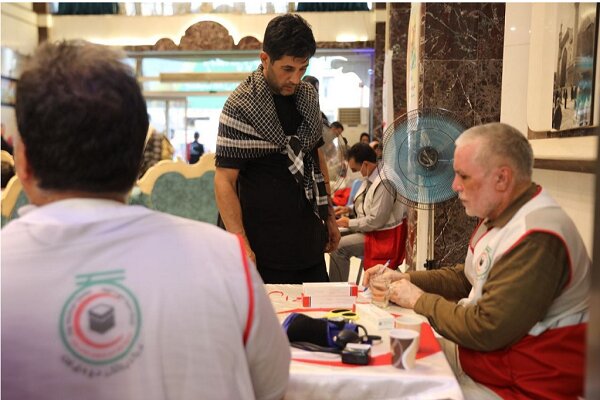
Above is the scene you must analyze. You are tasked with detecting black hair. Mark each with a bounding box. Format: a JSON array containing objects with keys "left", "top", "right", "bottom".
[
  {"left": 347, "top": 143, "right": 376, "bottom": 164},
  {"left": 360, "top": 132, "right": 370, "bottom": 141},
  {"left": 330, "top": 121, "right": 344, "bottom": 131},
  {"left": 263, "top": 14, "right": 316, "bottom": 62},
  {"left": 194, "top": 132, "right": 200, "bottom": 140},
  {"left": 16, "top": 40, "right": 149, "bottom": 194}
]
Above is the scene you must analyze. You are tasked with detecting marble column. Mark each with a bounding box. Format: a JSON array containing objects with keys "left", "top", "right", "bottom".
[
  {"left": 389, "top": 3, "right": 412, "bottom": 120},
  {"left": 386, "top": 3, "right": 505, "bottom": 269},
  {"left": 372, "top": 21, "right": 386, "bottom": 139},
  {"left": 425, "top": 3, "right": 505, "bottom": 267}
]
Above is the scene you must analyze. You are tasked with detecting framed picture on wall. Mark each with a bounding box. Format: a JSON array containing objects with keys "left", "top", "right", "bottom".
[
  {"left": 551, "top": 3, "right": 598, "bottom": 131},
  {"left": 1, "top": 76, "right": 17, "bottom": 107}
]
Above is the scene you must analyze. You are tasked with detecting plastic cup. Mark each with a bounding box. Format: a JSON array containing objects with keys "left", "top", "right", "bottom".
[
  {"left": 370, "top": 274, "right": 391, "bottom": 308},
  {"left": 390, "top": 328, "right": 420, "bottom": 369}
]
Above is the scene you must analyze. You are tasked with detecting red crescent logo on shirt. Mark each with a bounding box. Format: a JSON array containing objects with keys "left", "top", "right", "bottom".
[{"left": 59, "top": 270, "right": 143, "bottom": 375}]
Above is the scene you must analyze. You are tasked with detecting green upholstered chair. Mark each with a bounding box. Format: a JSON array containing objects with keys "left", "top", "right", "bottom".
[
  {"left": 1, "top": 175, "right": 30, "bottom": 228},
  {"left": 132, "top": 153, "right": 218, "bottom": 225}
]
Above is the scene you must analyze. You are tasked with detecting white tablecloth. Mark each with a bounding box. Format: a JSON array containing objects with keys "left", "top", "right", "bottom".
[{"left": 266, "top": 284, "right": 464, "bottom": 400}]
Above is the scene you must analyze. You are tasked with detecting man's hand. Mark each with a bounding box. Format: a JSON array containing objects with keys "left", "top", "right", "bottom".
[
  {"left": 336, "top": 216, "right": 350, "bottom": 228},
  {"left": 388, "top": 279, "right": 423, "bottom": 309},
  {"left": 362, "top": 264, "right": 409, "bottom": 286},
  {"left": 324, "top": 216, "right": 341, "bottom": 252},
  {"left": 335, "top": 206, "right": 350, "bottom": 217}
]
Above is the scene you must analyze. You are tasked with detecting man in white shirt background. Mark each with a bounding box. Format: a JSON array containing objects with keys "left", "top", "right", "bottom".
[{"left": 329, "top": 143, "right": 406, "bottom": 282}]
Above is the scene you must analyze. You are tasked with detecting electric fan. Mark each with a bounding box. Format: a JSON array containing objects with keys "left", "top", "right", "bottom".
[
  {"left": 321, "top": 125, "right": 348, "bottom": 192},
  {"left": 379, "top": 108, "right": 466, "bottom": 269}
]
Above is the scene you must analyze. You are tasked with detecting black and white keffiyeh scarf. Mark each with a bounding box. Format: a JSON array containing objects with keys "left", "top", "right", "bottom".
[{"left": 216, "top": 64, "right": 329, "bottom": 220}]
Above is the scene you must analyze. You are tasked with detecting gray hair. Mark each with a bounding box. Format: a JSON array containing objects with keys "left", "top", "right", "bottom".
[{"left": 455, "top": 122, "right": 533, "bottom": 182}]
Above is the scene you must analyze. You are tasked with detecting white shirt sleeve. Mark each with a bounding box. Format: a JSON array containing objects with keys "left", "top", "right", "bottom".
[
  {"left": 244, "top": 267, "right": 291, "bottom": 400},
  {"left": 348, "top": 183, "right": 396, "bottom": 232}
]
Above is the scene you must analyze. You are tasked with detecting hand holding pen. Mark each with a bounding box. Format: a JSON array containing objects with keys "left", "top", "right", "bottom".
[{"left": 362, "top": 259, "right": 394, "bottom": 286}]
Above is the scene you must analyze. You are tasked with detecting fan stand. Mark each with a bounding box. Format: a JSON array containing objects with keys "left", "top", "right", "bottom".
[
  {"left": 418, "top": 145, "right": 439, "bottom": 270},
  {"left": 424, "top": 207, "right": 437, "bottom": 270}
]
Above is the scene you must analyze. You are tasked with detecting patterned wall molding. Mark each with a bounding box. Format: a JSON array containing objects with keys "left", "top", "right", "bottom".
[{"left": 124, "top": 20, "right": 373, "bottom": 52}]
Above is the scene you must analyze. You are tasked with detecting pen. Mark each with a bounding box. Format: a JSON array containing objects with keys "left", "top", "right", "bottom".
[{"left": 383, "top": 259, "right": 391, "bottom": 269}]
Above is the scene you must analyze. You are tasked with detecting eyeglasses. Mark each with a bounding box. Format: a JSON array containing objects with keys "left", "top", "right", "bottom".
[{"left": 326, "top": 308, "right": 359, "bottom": 321}]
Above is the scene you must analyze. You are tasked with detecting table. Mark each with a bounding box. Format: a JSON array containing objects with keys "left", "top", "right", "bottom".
[{"left": 267, "top": 284, "right": 464, "bottom": 400}]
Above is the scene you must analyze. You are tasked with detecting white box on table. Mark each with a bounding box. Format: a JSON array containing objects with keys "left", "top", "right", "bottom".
[
  {"left": 355, "top": 303, "right": 394, "bottom": 330},
  {"left": 302, "top": 282, "right": 358, "bottom": 297},
  {"left": 301, "top": 295, "right": 356, "bottom": 309}
]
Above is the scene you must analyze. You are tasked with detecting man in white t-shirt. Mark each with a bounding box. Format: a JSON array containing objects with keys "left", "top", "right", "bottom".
[{"left": 1, "top": 40, "right": 290, "bottom": 400}]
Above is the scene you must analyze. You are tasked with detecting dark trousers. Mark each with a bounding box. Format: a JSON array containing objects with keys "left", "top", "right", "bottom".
[{"left": 258, "top": 259, "right": 329, "bottom": 284}]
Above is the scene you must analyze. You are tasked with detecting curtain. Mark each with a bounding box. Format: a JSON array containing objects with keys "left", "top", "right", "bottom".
[{"left": 56, "top": 3, "right": 119, "bottom": 15}]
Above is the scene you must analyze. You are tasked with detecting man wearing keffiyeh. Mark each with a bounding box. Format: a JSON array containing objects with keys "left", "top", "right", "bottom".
[{"left": 215, "top": 14, "right": 341, "bottom": 284}]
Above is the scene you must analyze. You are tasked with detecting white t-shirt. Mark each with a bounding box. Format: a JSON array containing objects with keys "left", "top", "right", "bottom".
[{"left": 1, "top": 199, "right": 290, "bottom": 400}]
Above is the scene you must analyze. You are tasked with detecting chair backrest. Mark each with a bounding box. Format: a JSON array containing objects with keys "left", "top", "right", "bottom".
[
  {"left": 132, "top": 153, "right": 218, "bottom": 225},
  {"left": 1, "top": 150, "right": 14, "bottom": 166},
  {"left": 1, "top": 176, "right": 30, "bottom": 228}
]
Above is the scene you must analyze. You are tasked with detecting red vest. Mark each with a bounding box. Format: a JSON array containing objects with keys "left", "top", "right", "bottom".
[{"left": 459, "top": 323, "right": 586, "bottom": 399}]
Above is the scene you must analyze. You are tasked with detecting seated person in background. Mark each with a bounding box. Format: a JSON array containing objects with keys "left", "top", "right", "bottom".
[
  {"left": 359, "top": 132, "right": 370, "bottom": 144},
  {"left": 1, "top": 40, "right": 290, "bottom": 400},
  {"left": 330, "top": 120, "right": 347, "bottom": 145},
  {"left": 365, "top": 122, "right": 590, "bottom": 399},
  {"left": 186, "top": 131, "right": 205, "bottom": 164},
  {"left": 329, "top": 143, "right": 406, "bottom": 282}
]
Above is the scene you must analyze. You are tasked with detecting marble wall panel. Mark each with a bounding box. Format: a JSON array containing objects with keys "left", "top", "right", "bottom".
[
  {"left": 434, "top": 198, "right": 478, "bottom": 267},
  {"left": 407, "top": 3, "right": 505, "bottom": 268},
  {"left": 473, "top": 59, "right": 503, "bottom": 122},
  {"left": 404, "top": 208, "right": 418, "bottom": 270},
  {"left": 389, "top": 3, "right": 411, "bottom": 120},
  {"left": 477, "top": 3, "right": 506, "bottom": 60},
  {"left": 372, "top": 22, "right": 385, "bottom": 138},
  {"left": 423, "top": 3, "right": 479, "bottom": 60},
  {"left": 391, "top": 59, "right": 407, "bottom": 119},
  {"left": 422, "top": 59, "right": 478, "bottom": 126}
]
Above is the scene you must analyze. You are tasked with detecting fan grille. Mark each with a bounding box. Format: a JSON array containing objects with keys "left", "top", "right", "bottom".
[
  {"left": 380, "top": 108, "right": 466, "bottom": 210},
  {"left": 321, "top": 128, "right": 348, "bottom": 192}
]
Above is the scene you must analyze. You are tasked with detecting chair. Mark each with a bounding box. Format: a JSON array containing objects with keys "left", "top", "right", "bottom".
[
  {"left": 1, "top": 150, "right": 16, "bottom": 189},
  {"left": 1, "top": 175, "right": 29, "bottom": 228},
  {"left": 1, "top": 150, "right": 13, "bottom": 165},
  {"left": 131, "top": 153, "right": 218, "bottom": 225}
]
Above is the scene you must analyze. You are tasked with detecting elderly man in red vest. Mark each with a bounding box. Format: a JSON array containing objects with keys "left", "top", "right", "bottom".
[{"left": 365, "top": 122, "right": 590, "bottom": 399}]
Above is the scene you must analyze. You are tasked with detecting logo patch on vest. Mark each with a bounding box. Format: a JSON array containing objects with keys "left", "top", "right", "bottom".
[
  {"left": 476, "top": 246, "right": 493, "bottom": 279},
  {"left": 59, "top": 270, "right": 143, "bottom": 377}
]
